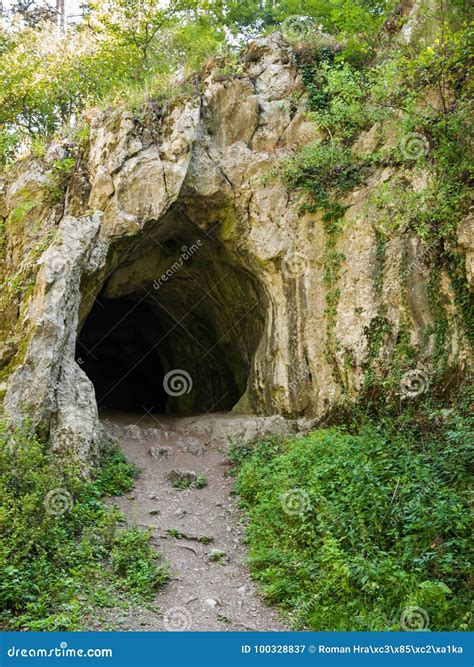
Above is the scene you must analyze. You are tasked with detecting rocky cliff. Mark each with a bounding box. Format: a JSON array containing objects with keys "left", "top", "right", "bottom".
[{"left": 0, "top": 30, "right": 471, "bottom": 465}]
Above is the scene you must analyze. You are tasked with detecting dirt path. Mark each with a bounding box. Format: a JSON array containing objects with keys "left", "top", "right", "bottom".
[{"left": 94, "top": 411, "right": 293, "bottom": 632}]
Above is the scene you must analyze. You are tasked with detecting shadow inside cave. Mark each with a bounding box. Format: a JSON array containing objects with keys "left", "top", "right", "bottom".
[{"left": 75, "top": 221, "right": 266, "bottom": 416}]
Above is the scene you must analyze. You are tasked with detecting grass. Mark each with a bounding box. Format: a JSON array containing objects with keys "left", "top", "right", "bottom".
[
  {"left": 0, "top": 420, "right": 168, "bottom": 630},
  {"left": 230, "top": 395, "right": 472, "bottom": 631}
]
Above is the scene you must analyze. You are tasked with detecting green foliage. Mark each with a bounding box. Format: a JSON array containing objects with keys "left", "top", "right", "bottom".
[
  {"left": 173, "top": 474, "right": 208, "bottom": 490},
  {"left": 289, "top": 0, "right": 472, "bottom": 395},
  {"left": 167, "top": 528, "right": 184, "bottom": 539},
  {"left": 111, "top": 529, "right": 168, "bottom": 597},
  {"left": 232, "top": 398, "right": 472, "bottom": 630},
  {"left": 280, "top": 140, "right": 360, "bottom": 383},
  {"left": 0, "top": 421, "right": 167, "bottom": 629},
  {"left": 73, "top": 125, "right": 91, "bottom": 149},
  {"left": 280, "top": 142, "right": 365, "bottom": 210},
  {"left": 93, "top": 445, "right": 138, "bottom": 496},
  {"left": 297, "top": 36, "right": 341, "bottom": 111},
  {"left": 448, "top": 250, "right": 474, "bottom": 347},
  {"left": 0, "top": 129, "right": 19, "bottom": 167},
  {"left": 300, "top": 60, "right": 386, "bottom": 141},
  {"left": 208, "top": 550, "right": 227, "bottom": 564},
  {"left": 219, "top": 0, "right": 390, "bottom": 59},
  {"left": 314, "top": 64, "right": 372, "bottom": 138},
  {"left": 0, "top": 0, "right": 394, "bottom": 166},
  {"left": 6, "top": 200, "right": 35, "bottom": 229},
  {"left": 0, "top": 3, "right": 221, "bottom": 165},
  {"left": 166, "top": 528, "right": 212, "bottom": 543},
  {"left": 43, "top": 156, "right": 76, "bottom": 204}
]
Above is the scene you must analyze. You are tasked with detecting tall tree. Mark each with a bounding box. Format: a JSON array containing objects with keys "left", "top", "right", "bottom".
[
  {"left": 11, "top": 0, "right": 57, "bottom": 27},
  {"left": 56, "top": 0, "right": 65, "bottom": 33}
]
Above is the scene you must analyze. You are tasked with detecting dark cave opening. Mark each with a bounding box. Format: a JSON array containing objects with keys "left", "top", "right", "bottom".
[
  {"left": 76, "top": 297, "right": 170, "bottom": 413},
  {"left": 75, "top": 233, "right": 266, "bottom": 415}
]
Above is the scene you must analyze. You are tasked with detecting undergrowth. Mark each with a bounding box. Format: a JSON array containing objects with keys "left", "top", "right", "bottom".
[
  {"left": 0, "top": 420, "right": 168, "bottom": 630},
  {"left": 230, "top": 390, "right": 473, "bottom": 631}
]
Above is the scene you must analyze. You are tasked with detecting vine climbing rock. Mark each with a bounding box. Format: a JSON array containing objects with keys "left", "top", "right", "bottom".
[{"left": 0, "top": 32, "right": 471, "bottom": 468}]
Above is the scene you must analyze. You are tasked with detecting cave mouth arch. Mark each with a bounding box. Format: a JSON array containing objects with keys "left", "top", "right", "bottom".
[{"left": 75, "top": 219, "right": 266, "bottom": 415}]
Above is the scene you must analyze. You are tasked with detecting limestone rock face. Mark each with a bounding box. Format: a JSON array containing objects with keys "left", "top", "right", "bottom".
[
  {"left": 0, "top": 33, "right": 470, "bottom": 467},
  {"left": 3, "top": 214, "right": 106, "bottom": 462},
  {"left": 458, "top": 213, "right": 474, "bottom": 285}
]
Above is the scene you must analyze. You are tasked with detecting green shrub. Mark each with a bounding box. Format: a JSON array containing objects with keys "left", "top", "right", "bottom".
[
  {"left": 0, "top": 420, "right": 167, "bottom": 629},
  {"left": 94, "top": 446, "right": 138, "bottom": 496},
  {"left": 301, "top": 61, "right": 382, "bottom": 140},
  {"left": 232, "top": 407, "right": 472, "bottom": 630},
  {"left": 280, "top": 142, "right": 365, "bottom": 210},
  {"left": 111, "top": 529, "right": 168, "bottom": 597},
  {"left": 5, "top": 201, "right": 35, "bottom": 229},
  {"left": 43, "top": 157, "right": 76, "bottom": 204}
]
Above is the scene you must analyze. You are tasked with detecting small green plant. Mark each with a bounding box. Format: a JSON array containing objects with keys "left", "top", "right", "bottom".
[
  {"left": 173, "top": 474, "right": 208, "bottom": 490},
  {"left": 30, "top": 136, "right": 47, "bottom": 159},
  {"left": 167, "top": 528, "right": 184, "bottom": 539},
  {"left": 94, "top": 445, "right": 138, "bottom": 496},
  {"left": 207, "top": 549, "right": 227, "bottom": 564},
  {"left": 0, "top": 129, "right": 20, "bottom": 168},
  {"left": 111, "top": 529, "right": 168, "bottom": 597},
  {"left": 6, "top": 200, "right": 35, "bottom": 229},
  {"left": 194, "top": 474, "right": 208, "bottom": 489},
  {"left": 73, "top": 125, "right": 91, "bottom": 148},
  {"left": 43, "top": 157, "right": 76, "bottom": 204},
  {"left": 166, "top": 528, "right": 213, "bottom": 544}
]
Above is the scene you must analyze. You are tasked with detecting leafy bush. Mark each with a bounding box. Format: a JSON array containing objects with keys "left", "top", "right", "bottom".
[
  {"left": 232, "top": 407, "right": 472, "bottom": 630},
  {"left": 280, "top": 142, "right": 365, "bottom": 210},
  {"left": 0, "top": 421, "right": 168, "bottom": 630},
  {"left": 301, "top": 61, "right": 383, "bottom": 140}
]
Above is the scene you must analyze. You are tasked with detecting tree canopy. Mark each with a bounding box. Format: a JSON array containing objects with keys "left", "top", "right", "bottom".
[{"left": 0, "top": 0, "right": 395, "bottom": 164}]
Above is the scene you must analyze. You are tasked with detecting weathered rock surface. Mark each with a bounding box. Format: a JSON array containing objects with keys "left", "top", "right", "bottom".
[{"left": 0, "top": 33, "right": 470, "bottom": 467}]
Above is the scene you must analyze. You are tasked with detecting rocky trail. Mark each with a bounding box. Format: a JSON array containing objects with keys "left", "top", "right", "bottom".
[{"left": 92, "top": 412, "right": 293, "bottom": 632}]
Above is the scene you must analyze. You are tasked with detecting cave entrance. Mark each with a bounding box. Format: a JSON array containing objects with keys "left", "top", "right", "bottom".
[
  {"left": 76, "top": 297, "right": 170, "bottom": 413},
  {"left": 76, "top": 222, "right": 265, "bottom": 415}
]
